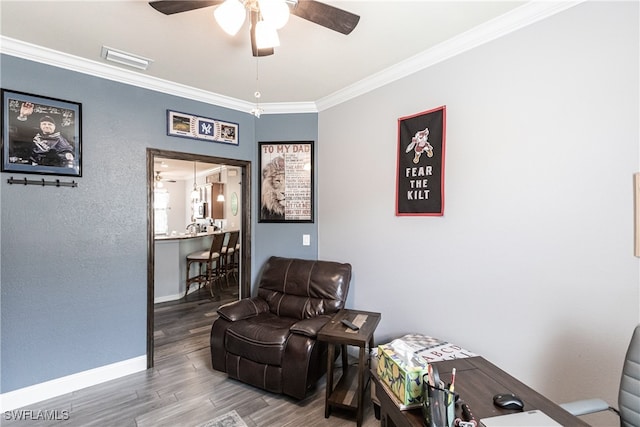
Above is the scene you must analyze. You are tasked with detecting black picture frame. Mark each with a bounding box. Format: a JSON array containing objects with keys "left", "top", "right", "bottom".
[
  {"left": 258, "top": 141, "right": 314, "bottom": 223},
  {"left": 396, "top": 106, "right": 446, "bottom": 216},
  {"left": 1, "top": 89, "right": 82, "bottom": 177},
  {"left": 166, "top": 110, "right": 239, "bottom": 146}
]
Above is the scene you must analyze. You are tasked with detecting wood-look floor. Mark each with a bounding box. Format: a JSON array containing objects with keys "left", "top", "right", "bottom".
[{"left": 4, "top": 285, "right": 378, "bottom": 427}]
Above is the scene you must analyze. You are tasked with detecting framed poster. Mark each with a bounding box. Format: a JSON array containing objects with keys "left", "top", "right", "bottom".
[
  {"left": 396, "top": 106, "right": 446, "bottom": 216},
  {"left": 1, "top": 89, "right": 82, "bottom": 177},
  {"left": 167, "top": 110, "right": 239, "bottom": 146},
  {"left": 259, "top": 141, "right": 313, "bottom": 223}
]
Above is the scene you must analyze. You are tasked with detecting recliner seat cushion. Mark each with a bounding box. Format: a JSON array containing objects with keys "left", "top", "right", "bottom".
[{"left": 225, "top": 312, "right": 297, "bottom": 366}]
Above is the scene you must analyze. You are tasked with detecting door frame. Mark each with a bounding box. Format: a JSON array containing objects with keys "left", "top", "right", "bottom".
[{"left": 146, "top": 148, "right": 252, "bottom": 368}]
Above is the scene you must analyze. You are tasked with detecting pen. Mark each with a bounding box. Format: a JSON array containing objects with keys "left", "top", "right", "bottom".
[
  {"left": 448, "top": 368, "right": 456, "bottom": 404},
  {"left": 428, "top": 364, "right": 435, "bottom": 387}
]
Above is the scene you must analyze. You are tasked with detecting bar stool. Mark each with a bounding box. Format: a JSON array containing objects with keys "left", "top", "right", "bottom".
[
  {"left": 220, "top": 230, "right": 239, "bottom": 287},
  {"left": 184, "top": 232, "right": 225, "bottom": 299}
]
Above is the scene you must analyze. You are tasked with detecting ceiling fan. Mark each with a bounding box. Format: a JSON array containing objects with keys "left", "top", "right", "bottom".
[
  {"left": 149, "top": 0, "right": 360, "bottom": 57},
  {"left": 155, "top": 171, "right": 177, "bottom": 187}
]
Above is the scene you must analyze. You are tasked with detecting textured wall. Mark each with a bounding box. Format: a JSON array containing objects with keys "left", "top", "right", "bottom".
[
  {"left": 0, "top": 55, "right": 315, "bottom": 392},
  {"left": 254, "top": 114, "right": 319, "bottom": 271}
]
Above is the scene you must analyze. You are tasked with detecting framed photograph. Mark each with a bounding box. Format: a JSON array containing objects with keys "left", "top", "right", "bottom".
[
  {"left": 396, "top": 106, "right": 446, "bottom": 216},
  {"left": 259, "top": 141, "right": 313, "bottom": 223},
  {"left": 1, "top": 89, "right": 82, "bottom": 177},
  {"left": 167, "top": 110, "right": 239, "bottom": 146}
]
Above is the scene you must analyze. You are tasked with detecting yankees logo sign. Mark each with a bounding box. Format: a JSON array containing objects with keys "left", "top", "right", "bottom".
[
  {"left": 396, "top": 106, "right": 446, "bottom": 216},
  {"left": 167, "top": 110, "right": 239, "bottom": 146}
]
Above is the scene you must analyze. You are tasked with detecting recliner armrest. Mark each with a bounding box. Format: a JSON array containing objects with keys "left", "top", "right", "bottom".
[
  {"left": 559, "top": 398, "right": 611, "bottom": 416},
  {"left": 290, "top": 315, "right": 332, "bottom": 338},
  {"left": 217, "top": 297, "right": 269, "bottom": 322}
]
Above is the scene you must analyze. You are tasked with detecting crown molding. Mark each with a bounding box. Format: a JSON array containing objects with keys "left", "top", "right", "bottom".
[
  {"left": 1, "top": 1, "right": 583, "bottom": 115},
  {"left": 0, "top": 36, "right": 315, "bottom": 115},
  {"left": 315, "top": 0, "right": 585, "bottom": 111}
]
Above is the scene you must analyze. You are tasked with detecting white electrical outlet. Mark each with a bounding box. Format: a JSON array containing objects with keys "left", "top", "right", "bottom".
[{"left": 303, "top": 234, "right": 310, "bottom": 246}]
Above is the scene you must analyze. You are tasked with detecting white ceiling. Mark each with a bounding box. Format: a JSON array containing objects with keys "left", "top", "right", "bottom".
[
  {"left": 0, "top": 1, "right": 581, "bottom": 112},
  {"left": 154, "top": 157, "right": 233, "bottom": 180}
]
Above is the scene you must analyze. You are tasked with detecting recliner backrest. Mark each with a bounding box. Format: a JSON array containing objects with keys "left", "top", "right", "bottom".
[
  {"left": 619, "top": 324, "right": 640, "bottom": 427},
  {"left": 257, "top": 256, "right": 351, "bottom": 319}
]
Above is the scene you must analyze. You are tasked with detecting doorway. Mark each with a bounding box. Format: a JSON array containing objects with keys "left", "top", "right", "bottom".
[{"left": 146, "top": 148, "right": 252, "bottom": 368}]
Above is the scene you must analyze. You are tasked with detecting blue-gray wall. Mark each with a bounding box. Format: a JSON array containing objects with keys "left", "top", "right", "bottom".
[
  {"left": 254, "top": 113, "right": 319, "bottom": 270},
  {"left": 0, "top": 54, "right": 317, "bottom": 393}
]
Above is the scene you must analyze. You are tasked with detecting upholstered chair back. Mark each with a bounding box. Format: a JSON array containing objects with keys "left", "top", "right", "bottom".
[{"left": 257, "top": 256, "right": 351, "bottom": 320}]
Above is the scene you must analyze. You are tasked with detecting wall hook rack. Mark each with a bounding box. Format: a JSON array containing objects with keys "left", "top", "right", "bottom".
[{"left": 7, "top": 176, "right": 78, "bottom": 188}]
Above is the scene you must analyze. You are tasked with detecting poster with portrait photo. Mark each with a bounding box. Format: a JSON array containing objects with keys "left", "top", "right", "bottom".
[
  {"left": 1, "top": 89, "right": 82, "bottom": 177},
  {"left": 259, "top": 141, "right": 313, "bottom": 223}
]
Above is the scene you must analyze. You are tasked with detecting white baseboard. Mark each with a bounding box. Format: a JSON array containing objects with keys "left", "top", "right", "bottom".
[
  {"left": 0, "top": 355, "right": 147, "bottom": 412},
  {"left": 154, "top": 292, "right": 183, "bottom": 304},
  {"left": 154, "top": 286, "right": 202, "bottom": 304}
]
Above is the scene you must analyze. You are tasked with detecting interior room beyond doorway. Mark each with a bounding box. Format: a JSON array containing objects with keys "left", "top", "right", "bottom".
[
  {"left": 152, "top": 157, "right": 242, "bottom": 304},
  {"left": 146, "top": 148, "right": 252, "bottom": 368}
]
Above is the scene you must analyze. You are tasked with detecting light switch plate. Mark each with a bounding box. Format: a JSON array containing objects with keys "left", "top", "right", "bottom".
[{"left": 303, "top": 234, "right": 310, "bottom": 246}]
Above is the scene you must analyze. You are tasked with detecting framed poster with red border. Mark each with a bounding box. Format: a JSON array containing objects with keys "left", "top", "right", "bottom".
[{"left": 396, "top": 106, "right": 446, "bottom": 216}]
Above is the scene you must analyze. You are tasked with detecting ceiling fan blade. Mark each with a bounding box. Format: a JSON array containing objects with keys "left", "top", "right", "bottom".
[
  {"left": 250, "top": 10, "right": 274, "bottom": 57},
  {"left": 149, "top": 1, "right": 223, "bottom": 15},
  {"left": 291, "top": 0, "right": 360, "bottom": 35}
]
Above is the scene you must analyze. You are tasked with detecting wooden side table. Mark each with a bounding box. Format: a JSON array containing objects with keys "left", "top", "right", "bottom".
[{"left": 318, "top": 309, "right": 381, "bottom": 427}]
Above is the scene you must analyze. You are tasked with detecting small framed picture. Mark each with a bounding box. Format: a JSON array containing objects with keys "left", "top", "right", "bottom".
[
  {"left": 167, "top": 110, "right": 239, "bottom": 146},
  {"left": 259, "top": 141, "right": 314, "bottom": 223},
  {"left": 1, "top": 89, "right": 82, "bottom": 177}
]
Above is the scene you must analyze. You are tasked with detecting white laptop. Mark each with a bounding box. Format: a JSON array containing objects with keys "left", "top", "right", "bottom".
[{"left": 480, "top": 410, "right": 562, "bottom": 427}]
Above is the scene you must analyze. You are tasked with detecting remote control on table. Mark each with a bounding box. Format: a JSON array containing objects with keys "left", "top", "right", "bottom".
[{"left": 341, "top": 319, "right": 359, "bottom": 330}]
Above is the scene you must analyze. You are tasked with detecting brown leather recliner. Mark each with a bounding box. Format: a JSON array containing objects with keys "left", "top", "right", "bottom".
[{"left": 210, "top": 256, "right": 352, "bottom": 399}]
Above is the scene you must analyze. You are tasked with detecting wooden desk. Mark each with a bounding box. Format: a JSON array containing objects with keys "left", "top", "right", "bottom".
[
  {"left": 318, "top": 309, "right": 381, "bottom": 427},
  {"left": 372, "top": 356, "right": 589, "bottom": 427}
]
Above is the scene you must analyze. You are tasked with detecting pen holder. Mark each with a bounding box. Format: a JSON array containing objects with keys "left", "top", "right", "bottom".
[{"left": 422, "top": 379, "right": 456, "bottom": 427}]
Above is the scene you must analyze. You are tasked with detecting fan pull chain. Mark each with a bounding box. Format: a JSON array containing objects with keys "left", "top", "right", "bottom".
[{"left": 251, "top": 58, "right": 264, "bottom": 117}]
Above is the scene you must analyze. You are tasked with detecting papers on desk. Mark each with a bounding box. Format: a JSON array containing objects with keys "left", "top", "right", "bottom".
[{"left": 390, "top": 334, "right": 477, "bottom": 363}]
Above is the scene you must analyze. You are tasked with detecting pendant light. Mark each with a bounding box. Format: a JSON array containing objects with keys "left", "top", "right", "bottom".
[
  {"left": 217, "top": 169, "right": 225, "bottom": 202},
  {"left": 191, "top": 162, "right": 199, "bottom": 200}
]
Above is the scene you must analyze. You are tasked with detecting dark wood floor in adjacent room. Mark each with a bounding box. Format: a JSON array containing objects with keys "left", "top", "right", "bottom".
[{"left": 4, "top": 285, "right": 377, "bottom": 426}]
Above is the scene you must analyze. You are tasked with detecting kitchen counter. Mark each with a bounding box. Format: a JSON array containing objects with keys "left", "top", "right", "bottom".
[
  {"left": 154, "top": 233, "right": 215, "bottom": 302},
  {"left": 154, "top": 231, "right": 239, "bottom": 303},
  {"left": 155, "top": 231, "right": 218, "bottom": 241}
]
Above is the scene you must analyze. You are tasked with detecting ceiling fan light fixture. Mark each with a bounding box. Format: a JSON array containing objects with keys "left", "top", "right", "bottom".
[
  {"left": 255, "top": 20, "right": 280, "bottom": 49},
  {"left": 259, "top": 0, "right": 290, "bottom": 29},
  {"left": 155, "top": 171, "right": 165, "bottom": 188},
  {"left": 214, "top": 0, "right": 247, "bottom": 36}
]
